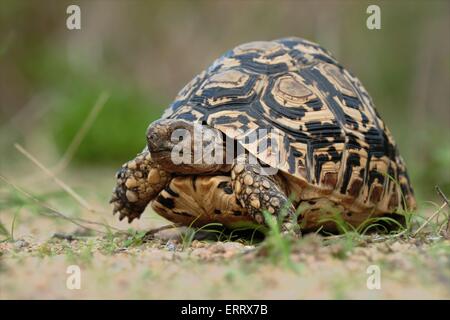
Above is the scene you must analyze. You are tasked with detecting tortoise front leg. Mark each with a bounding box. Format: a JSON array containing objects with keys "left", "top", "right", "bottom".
[
  {"left": 110, "top": 148, "right": 171, "bottom": 222},
  {"left": 231, "top": 155, "right": 301, "bottom": 237}
]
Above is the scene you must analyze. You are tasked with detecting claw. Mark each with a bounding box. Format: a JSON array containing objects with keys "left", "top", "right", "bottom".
[
  {"left": 112, "top": 201, "right": 121, "bottom": 215},
  {"left": 110, "top": 186, "right": 120, "bottom": 203},
  {"left": 111, "top": 151, "right": 160, "bottom": 223}
]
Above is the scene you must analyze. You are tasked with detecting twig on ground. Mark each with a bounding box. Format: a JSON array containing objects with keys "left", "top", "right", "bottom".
[
  {"left": 144, "top": 224, "right": 181, "bottom": 238},
  {"left": 0, "top": 174, "right": 126, "bottom": 235},
  {"left": 14, "top": 143, "right": 94, "bottom": 213},
  {"left": 435, "top": 186, "right": 450, "bottom": 237},
  {"left": 54, "top": 92, "right": 110, "bottom": 173},
  {"left": 413, "top": 199, "right": 448, "bottom": 237}
]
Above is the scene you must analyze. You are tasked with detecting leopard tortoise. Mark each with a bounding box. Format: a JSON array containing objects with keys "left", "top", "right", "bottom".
[{"left": 110, "top": 37, "right": 416, "bottom": 235}]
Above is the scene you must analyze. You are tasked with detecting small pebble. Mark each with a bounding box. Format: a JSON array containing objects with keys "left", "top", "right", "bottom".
[
  {"left": 165, "top": 240, "right": 177, "bottom": 252},
  {"left": 14, "top": 240, "right": 29, "bottom": 249}
]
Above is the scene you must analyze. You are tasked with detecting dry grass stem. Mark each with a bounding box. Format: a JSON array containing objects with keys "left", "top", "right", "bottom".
[
  {"left": 0, "top": 174, "right": 124, "bottom": 234},
  {"left": 54, "top": 92, "right": 110, "bottom": 173},
  {"left": 14, "top": 143, "right": 94, "bottom": 212},
  {"left": 413, "top": 202, "right": 448, "bottom": 237}
]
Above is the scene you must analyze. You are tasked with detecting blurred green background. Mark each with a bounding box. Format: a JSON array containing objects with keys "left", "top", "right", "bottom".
[{"left": 0, "top": 0, "right": 449, "bottom": 201}]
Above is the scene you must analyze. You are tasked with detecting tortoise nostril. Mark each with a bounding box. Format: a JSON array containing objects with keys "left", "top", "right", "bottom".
[{"left": 149, "top": 133, "right": 158, "bottom": 142}]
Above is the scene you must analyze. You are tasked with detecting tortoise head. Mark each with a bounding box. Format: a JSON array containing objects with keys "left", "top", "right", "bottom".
[
  {"left": 147, "top": 119, "right": 194, "bottom": 156},
  {"left": 146, "top": 118, "right": 225, "bottom": 174}
]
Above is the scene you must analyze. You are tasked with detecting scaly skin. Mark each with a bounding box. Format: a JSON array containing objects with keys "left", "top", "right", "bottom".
[
  {"left": 231, "top": 154, "right": 301, "bottom": 237},
  {"left": 110, "top": 149, "right": 171, "bottom": 222}
]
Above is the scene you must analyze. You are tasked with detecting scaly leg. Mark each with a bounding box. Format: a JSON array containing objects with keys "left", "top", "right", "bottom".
[
  {"left": 230, "top": 154, "right": 301, "bottom": 237},
  {"left": 110, "top": 149, "right": 171, "bottom": 222}
]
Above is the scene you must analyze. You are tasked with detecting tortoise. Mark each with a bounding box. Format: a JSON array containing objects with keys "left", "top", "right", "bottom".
[{"left": 110, "top": 37, "right": 416, "bottom": 235}]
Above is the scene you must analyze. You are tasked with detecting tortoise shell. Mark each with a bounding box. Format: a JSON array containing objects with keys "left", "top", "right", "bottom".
[{"left": 161, "top": 37, "right": 416, "bottom": 214}]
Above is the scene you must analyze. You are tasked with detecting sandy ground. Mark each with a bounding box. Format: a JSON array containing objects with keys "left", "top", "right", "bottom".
[
  {"left": 1, "top": 167, "right": 450, "bottom": 299},
  {"left": 1, "top": 225, "right": 450, "bottom": 299}
]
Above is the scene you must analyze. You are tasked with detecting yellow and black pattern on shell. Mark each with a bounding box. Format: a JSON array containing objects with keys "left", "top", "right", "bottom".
[{"left": 162, "top": 37, "right": 416, "bottom": 214}]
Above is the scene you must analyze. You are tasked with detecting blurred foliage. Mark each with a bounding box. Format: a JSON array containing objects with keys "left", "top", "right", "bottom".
[
  {"left": 40, "top": 48, "right": 166, "bottom": 163},
  {"left": 0, "top": 0, "right": 449, "bottom": 200},
  {"left": 51, "top": 87, "right": 161, "bottom": 164},
  {"left": 409, "top": 130, "right": 450, "bottom": 197}
]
